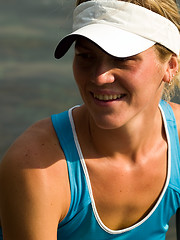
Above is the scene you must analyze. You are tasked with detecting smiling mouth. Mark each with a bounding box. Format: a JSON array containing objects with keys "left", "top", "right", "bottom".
[{"left": 93, "top": 93, "right": 126, "bottom": 101}]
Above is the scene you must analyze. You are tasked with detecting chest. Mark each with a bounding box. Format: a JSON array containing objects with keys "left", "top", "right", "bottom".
[{"left": 85, "top": 154, "right": 167, "bottom": 230}]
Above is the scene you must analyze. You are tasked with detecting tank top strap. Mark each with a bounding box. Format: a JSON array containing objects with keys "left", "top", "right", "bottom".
[
  {"left": 159, "top": 100, "right": 180, "bottom": 192},
  {"left": 51, "top": 109, "right": 91, "bottom": 226}
]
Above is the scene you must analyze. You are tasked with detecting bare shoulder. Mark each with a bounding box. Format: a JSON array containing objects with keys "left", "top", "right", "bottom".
[
  {"left": 0, "top": 118, "right": 70, "bottom": 239},
  {"left": 0, "top": 117, "right": 65, "bottom": 171},
  {"left": 168, "top": 101, "right": 180, "bottom": 138}
]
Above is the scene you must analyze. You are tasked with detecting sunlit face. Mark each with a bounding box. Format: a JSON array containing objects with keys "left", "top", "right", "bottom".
[{"left": 73, "top": 37, "right": 168, "bottom": 129}]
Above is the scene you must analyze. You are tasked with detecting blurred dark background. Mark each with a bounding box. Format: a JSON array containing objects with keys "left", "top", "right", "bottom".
[
  {"left": 0, "top": 0, "right": 180, "bottom": 238},
  {"left": 0, "top": 0, "right": 81, "bottom": 159}
]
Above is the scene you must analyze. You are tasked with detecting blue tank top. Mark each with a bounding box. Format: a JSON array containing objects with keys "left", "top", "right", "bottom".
[
  {"left": 52, "top": 100, "right": 180, "bottom": 240},
  {"left": 0, "top": 100, "right": 179, "bottom": 239}
]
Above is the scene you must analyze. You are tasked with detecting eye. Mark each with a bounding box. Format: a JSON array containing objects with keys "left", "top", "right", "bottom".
[
  {"left": 76, "top": 52, "right": 94, "bottom": 59},
  {"left": 112, "top": 56, "right": 140, "bottom": 69},
  {"left": 114, "top": 56, "right": 136, "bottom": 62},
  {"left": 74, "top": 43, "right": 96, "bottom": 61}
]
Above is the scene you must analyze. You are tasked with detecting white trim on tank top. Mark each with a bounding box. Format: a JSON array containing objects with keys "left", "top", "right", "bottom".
[{"left": 68, "top": 104, "right": 171, "bottom": 235}]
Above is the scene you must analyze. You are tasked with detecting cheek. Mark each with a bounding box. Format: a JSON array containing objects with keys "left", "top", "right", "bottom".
[
  {"left": 73, "top": 60, "right": 81, "bottom": 85},
  {"left": 132, "top": 61, "right": 162, "bottom": 88},
  {"left": 73, "top": 59, "right": 78, "bottom": 79},
  {"left": 73, "top": 58, "right": 93, "bottom": 88},
  {"left": 124, "top": 67, "right": 163, "bottom": 103},
  {"left": 73, "top": 58, "right": 86, "bottom": 80},
  {"left": 73, "top": 61, "right": 87, "bottom": 97}
]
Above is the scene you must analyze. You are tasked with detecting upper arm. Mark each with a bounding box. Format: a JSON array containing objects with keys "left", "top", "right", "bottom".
[
  {"left": 0, "top": 159, "right": 58, "bottom": 240},
  {"left": 0, "top": 119, "right": 70, "bottom": 240}
]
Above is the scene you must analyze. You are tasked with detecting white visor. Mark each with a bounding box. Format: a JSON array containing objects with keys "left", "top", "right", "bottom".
[{"left": 55, "top": 0, "right": 180, "bottom": 59}]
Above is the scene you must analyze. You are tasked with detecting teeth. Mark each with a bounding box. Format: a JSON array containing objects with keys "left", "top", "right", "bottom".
[{"left": 94, "top": 94, "right": 124, "bottom": 101}]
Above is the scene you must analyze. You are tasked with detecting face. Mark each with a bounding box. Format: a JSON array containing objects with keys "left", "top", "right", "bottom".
[{"left": 73, "top": 37, "right": 169, "bottom": 130}]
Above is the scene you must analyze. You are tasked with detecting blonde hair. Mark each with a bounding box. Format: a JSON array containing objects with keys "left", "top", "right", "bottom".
[{"left": 76, "top": 0, "right": 180, "bottom": 100}]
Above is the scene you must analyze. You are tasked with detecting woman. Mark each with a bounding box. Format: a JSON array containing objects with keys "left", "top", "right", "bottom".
[{"left": 0, "top": 0, "right": 179, "bottom": 239}]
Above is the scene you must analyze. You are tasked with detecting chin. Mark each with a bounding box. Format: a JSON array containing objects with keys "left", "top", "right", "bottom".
[{"left": 90, "top": 114, "right": 126, "bottom": 130}]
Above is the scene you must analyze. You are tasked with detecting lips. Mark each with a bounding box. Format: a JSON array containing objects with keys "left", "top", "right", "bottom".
[{"left": 93, "top": 93, "right": 126, "bottom": 101}]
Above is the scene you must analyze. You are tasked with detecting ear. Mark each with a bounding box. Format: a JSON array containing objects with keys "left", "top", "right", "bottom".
[{"left": 162, "top": 54, "right": 179, "bottom": 84}]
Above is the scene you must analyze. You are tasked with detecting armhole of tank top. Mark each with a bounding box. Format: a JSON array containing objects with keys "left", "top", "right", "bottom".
[
  {"left": 159, "top": 101, "right": 180, "bottom": 195},
  {"left": 52, "top": 106, "right": 91, "bottom": 227},
  {"left": 159, "top": 100, "right": 180, "bottom": 145},
  {"left": 51, "top": 108, "right": 79, "bottom": 226}
]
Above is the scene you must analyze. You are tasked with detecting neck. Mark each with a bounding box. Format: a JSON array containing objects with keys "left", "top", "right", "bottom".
[{"left": 87, "top": 103, "right": 164, "bottom": 162}]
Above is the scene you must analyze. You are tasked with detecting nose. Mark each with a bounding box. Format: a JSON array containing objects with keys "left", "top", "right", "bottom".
[{"left": 92, "top": 60, "right": 116, "bottom": 86}]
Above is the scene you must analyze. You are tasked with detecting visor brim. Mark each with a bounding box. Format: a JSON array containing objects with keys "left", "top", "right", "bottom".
[{"left": 55, "top": 24, "right": 155, "bottom": 59}]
